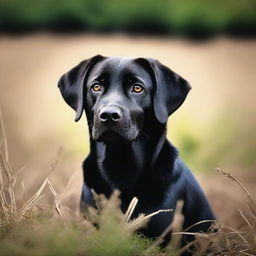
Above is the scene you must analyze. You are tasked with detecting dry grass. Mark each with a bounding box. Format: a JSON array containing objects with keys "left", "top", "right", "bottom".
[
  {"left": 173, "top": 169, "right": 256, "bottom": 256},
  {"left": 0, "top": 111, "right": 256, "bottom": 255},
  {"left": 0, "top": 110, "right": 64, "bottom": 229},
  {"left": 0, "top": 112, "right": 161, "bottom": 256}
]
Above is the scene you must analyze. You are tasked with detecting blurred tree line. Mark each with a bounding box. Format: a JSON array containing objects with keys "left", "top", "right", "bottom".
[{"left": 0, "top": 0, "right": 255, "bottom": 36}]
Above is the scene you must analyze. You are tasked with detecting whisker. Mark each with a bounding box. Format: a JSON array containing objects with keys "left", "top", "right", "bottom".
[{"left": 139, "top": 130, "right": 151, "bottom": 140}]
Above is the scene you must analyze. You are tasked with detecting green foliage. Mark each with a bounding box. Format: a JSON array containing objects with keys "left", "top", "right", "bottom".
[
  {"left": 83, "top": 193, "right": 159, "bottom": 256},
  {"left": 0, "top": 0, "right": 255, "bottom": 36}
]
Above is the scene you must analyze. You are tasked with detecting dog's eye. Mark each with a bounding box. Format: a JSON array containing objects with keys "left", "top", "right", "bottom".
[
  {"left": 132, "top": 85, "right": 144, "bottom": 93},
  {"left": 91, "top": 84, "right": 102, "bottom": 92}
]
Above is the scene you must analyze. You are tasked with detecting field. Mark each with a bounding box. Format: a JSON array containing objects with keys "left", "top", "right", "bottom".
[{"left": 0, "top": 34, "right": 256, "bottom": 255}]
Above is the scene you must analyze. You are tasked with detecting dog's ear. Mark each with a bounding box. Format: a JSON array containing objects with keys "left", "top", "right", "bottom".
[
  {"left": 136, "top": 58, "right": 191, "bottom": 124},
  {"left": 58, "top": 55, "right": 105, "bottom": 122}
]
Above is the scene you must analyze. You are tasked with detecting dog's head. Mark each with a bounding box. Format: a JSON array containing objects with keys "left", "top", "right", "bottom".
[{"left": 58, "top": 55, "right": 191, "bottom": 142}]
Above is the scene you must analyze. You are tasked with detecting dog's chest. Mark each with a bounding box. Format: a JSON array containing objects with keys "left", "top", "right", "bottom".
[
  {"left": 99, "top": 157, "right": 143, "bottom": 192},
  {"left": 96, "top": 142, "right": 146, "bottom": 191}
]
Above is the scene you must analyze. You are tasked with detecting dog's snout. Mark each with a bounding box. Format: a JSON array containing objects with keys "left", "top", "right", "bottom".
[{"left": 99, "top": 107, "right": 121, "bottom": 122}]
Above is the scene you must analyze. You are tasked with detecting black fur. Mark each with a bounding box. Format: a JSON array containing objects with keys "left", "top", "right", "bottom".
[{"left": 58, "top": 56, "right": 215, "bottom": 255}]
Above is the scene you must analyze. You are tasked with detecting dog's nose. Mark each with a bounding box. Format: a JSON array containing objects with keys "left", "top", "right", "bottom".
[{"left": 99, "top": 107, "right": 121, "bottom": 122}]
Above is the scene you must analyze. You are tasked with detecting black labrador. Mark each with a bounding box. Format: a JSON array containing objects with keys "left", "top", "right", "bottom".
[{"left": 58, "top": 55, "right": 215, "bottom": 253}]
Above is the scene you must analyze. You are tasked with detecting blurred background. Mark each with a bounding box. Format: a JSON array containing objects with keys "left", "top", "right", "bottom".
[{"left": 0, "top": 0, "right": 256, "bottom": 227}]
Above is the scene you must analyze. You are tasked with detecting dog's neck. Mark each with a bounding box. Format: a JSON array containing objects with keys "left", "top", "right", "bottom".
[{"left": 91, "top": 121, "right": 178, "bottom": 193}]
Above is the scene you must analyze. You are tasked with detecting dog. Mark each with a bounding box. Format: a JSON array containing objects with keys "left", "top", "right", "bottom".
[{"left": 58, "top": 55, "right": 215, "bottom": 253}]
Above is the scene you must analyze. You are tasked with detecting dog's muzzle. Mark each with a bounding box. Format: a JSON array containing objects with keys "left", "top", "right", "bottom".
[{"left": 92, "top": 105, "right": 138, "bottom": 142}]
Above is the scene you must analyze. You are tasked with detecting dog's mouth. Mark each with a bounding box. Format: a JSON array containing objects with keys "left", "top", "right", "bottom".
[
  {"left": 92, "top": 126, "right": 138, "bottom": 143},
  {"left": 97, "top": 130, "right": 124, "bottom": 142}
]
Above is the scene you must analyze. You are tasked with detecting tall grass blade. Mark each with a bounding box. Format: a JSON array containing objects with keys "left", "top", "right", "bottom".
[{"left": 0, "top": 110, "right": 8, "bottom": 162}]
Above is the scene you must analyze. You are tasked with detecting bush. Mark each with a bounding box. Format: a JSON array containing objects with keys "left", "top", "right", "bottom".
[{"left": 0, "top": 0, "right": 255, "bottom": 36}]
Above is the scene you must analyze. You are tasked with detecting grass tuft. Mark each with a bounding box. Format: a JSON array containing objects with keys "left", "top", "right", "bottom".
[{"left": 179, "top": 169, "right": 256, "bottom": 255}]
